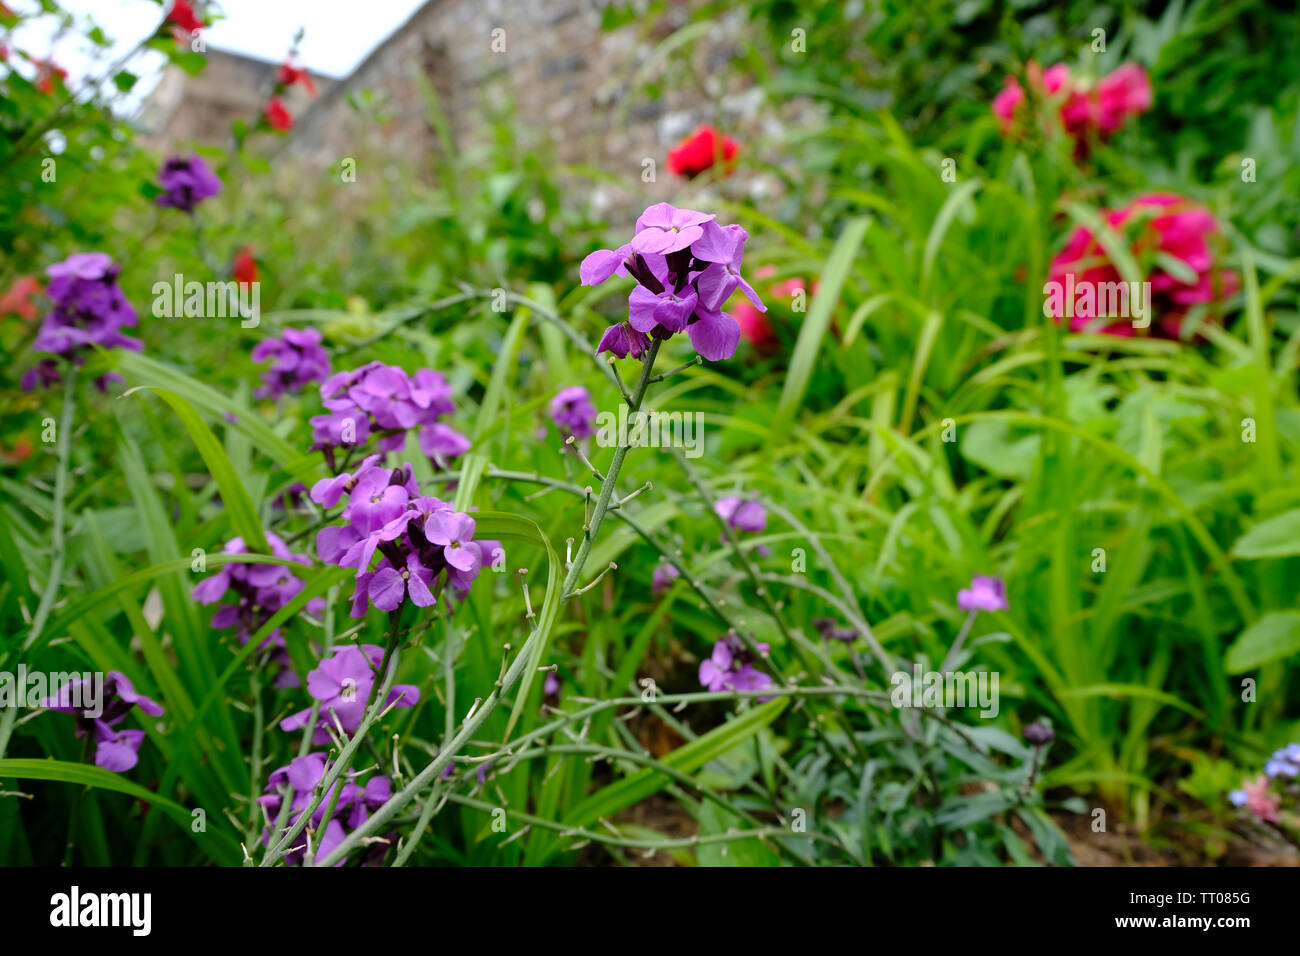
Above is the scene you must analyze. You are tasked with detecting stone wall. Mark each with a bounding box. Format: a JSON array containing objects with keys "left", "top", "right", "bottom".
[
  {"left": 138, "top": 49, "right": 331, "bottom": 153},
  {"left": 142, "top": 1, "right": 802, "bottom": 214}
]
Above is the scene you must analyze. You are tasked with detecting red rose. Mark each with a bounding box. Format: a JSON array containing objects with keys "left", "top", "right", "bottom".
[
  {"left": 167, "top": 1, "right": 206, "bottom": 35},
  {"left": 233, "top": 246, "right": 257, "bottom": 288},
  {"left": 275, "top": 62, "right": 317, "bottom": 96},
  {"left": 265, "top": 97, "right": 293, "bottom": 131},
  {"left": 666, "top": 125, "right": 739, "bottom": 179}
]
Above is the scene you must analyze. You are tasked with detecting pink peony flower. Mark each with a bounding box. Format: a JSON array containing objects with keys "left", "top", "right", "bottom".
[
  {"left": 993, "top": 61, "right": 1151, "bottom": 151},
  {"left": 1047, "top": 192, "right": 1237, "bottom": 339}
]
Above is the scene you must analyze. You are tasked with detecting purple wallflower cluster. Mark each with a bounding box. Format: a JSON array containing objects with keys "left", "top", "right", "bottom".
[
  {"left": 310, "top": 361, "right": 471, "bottom": 465},
  {"left": 252, "top": 327, "right": 331, "bottom": 400},
  {"left": 280, "top": 644, "right": 419, "bottom": 744},
  {"left": 154, "top": 154, "right": 222, "bottom": 213},
  {"left": 311, "top": 457, "right": 501, "bottom": 617},
  {"left": 22, "top": 252, "right": 141, "bottom": 391},
  {"left": 957, "top": 575, "right": 1009, "bottom": 613},
  {"left": 699, "top": 633, "right": 774, "bottom": 695},
  {"left": 580, "top": 202, "right": 765, "bottom": 362},
  {"left": 191, "top": 532, "right": 324, "bottom": 688},
  {"left": 257, "top": 750, "right": 395, "bottom": 866},
  {"left": 548, "top": 385, "right": 598, "bottom": 439},
  {"left": 44, "top": 672, "right": 164, "bottom": 772}
]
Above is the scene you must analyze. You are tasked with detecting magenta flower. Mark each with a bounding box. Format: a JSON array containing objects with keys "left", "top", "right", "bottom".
[
  {"left": 252, "top": 327, "right": 331, "bottom": 399},
  {"left": 23, "top": 252, "right": 141, "bottom": 391},
  {"left": 651, "top": 563, "right": 680, "bottom": 596},
  {"left": 631, "top": 203, "right": 715, "bottom": 255},
  {"left": 155, "top": 154, "right": 222, "bottom": 213},
  {"left": 956, "top": 575, "right": 1008, "bottom": 613},
  {"left": 311, "top": 361, "right": 470, "bottom": 463},
  {"left": 582, "top": 203, "right": 761, "bottom": 363},
  {"left": 315, "top": 461, "right": 488, "bottom": 616},
  {"left": 549, "top": 386, "right": 598, "bottom": 439},
  {"left": 280, "top": 644, "right": 419, "bottom": 743},
  {"left": 699, "top": 633, "right": 774, "bottom": 697},
  {"left": 424, "top": 511, "right": 478, "bottom": 572},
  {"left": 44, "top": 671, "right": 164, "bottom": 773},
  {"left": 192, "top": 532, "right": 323, "bottom": 686}
]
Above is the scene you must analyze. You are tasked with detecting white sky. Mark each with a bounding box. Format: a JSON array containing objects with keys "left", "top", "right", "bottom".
[{"left": 8, "top": 0, "right": 427, "bottom": 91}]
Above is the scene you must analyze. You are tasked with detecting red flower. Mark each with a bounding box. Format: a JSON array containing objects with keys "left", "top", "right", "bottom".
[
  {"left": 265, "top": 97, "right": 293, "bottom": 131},
  {"left": 32, "top": 58, "right": 68, "bottom": 95},
  {"left": 167, "top": 1, "right": 206, "bottom": 35},
  {"left": 666, "top": 125, "right": 739, "bottom": 179},
  {"left": 275, "top": 61, "right": 317, "bottom": 96},
  {"left": 233, "top": 246, "right": 257, "bottom": 288},
  {"left": 0, "top": 275, "right": 43, "bottom": 321}
]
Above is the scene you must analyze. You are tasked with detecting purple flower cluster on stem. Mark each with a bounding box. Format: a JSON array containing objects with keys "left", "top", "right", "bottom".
[
  {"left": 44, "top": 672, "right": 164, "bottom": 772},
  {"left": 580, "top": 202, "right": 764, "bottom": 362},
  {"left": 251, "top": 327, "right": 330, "bottom": 399},
  {"left": 310, "top": 361, "right": 470, "bottom": 469},
  {"left": 699, "top": 632, "right": 774, "bottom": 697},
  {"left": 280, "top": 644, "right": 419, "bottom": 744},
  {"left": 154, "top": 154, "right": 222, "bottom": 213},
  {"left": 191, "top": 532, "right": 324, "bottom": 688},
  {"left": 23, "top": 252, "right": 141, "bottom": 391},
  {"left": 715, "top": 495, "right": 770, "bottom": 556},
  {"left": 311, "top": 457, "right": 500, "bottom": 617}
]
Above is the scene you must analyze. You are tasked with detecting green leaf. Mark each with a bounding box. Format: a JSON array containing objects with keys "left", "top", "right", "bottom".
[
  {"left": 1230, "top": 509, "right": 1300, "bottom": 559},
  {"left": 124, "top": 386, "right": 268, "bottom": 553},
  {"left": 1225, "top": 612, "right": 1300, "bottom": 672},
  {"left": 470, "top": 512, "right": 561, "bottom": 741},
  {"left": 696, "top": 802, "right": 781, "bottom": 866},
  {"left": 774, "top": 217, "right": 870, "bottom": 432},
  {"left": 564, "top": 698, "right": 788, "bottom": 830},
  {"left": 0, "top": 759, "right": 239, "bottom": 862}
]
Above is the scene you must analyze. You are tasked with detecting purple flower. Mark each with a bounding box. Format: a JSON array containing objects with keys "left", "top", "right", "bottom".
[
  {"left": 22, "top": 253, "right": 141, "bottom": 390},
  {"left": 699, "top": 633, "right": 774, "bottom": 697},
  {"left": 280, "top": 644, "right": 419, "bottom": 744},
  {"left": 596, "top": 321, "right": 651, "bottom": 359},
  {"left": 257, "top": 752, "right": 394, "bottom": 866},
  {"left": 957, "top": 575, "right": 1008, "bottom": 613},
  {"left": 191, "top": 532, "right": 323, "bottom": 684},
  {"left": 582, "top": 204, "right": 756, "bottom": 363},
  {"left": 155, "top": 154, "right": 222, "bottom": 213},
  {"left": 44, "top": 671, "right": 164, "bottom": 773},
  {"left": 252, "top": 327, "right": 331, "bottom": 399},
  {"left": 580, "top": 243, "right": 635, "bottom": 286},
  {"left": 651, "top": 562, "right": 680, "bottom": 596},
  {"left": 715, "top": 496, "right": 766, "bottom": 533},
  {"left": 549, "top": 386, "right": 598, "bottom": 439},
  {"left": 543, "top": 671, "right": 561, "bottom": 700},
  {"left": 424, "top": 511, "right": 478, "bottom": 573},
  {"left": 1265, "top": 744, "right": 1300, "bottom": 778},
  {"left": 630, "top": 203, "right": 715, "bottom": 255},
  {"left": 692, "top": 221, "right": 765, "bottom": 312},
  {"left": 418, "top": 422, "right": 472, "bottom": 463},
  {"left": 714, "top": 496, "right": 770, "bottom": 556},
  {"left": 311, "top": 362, "right": 470, "bottom": 464},
  {"left": 316, "top": 462, "right": 488, "bottom": 616}
]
